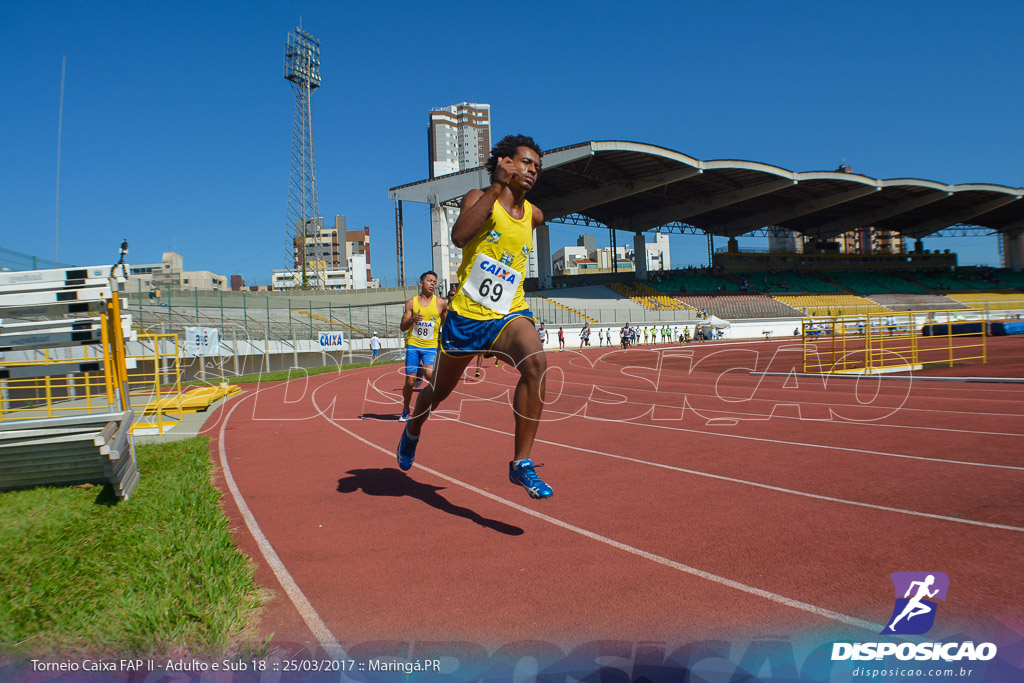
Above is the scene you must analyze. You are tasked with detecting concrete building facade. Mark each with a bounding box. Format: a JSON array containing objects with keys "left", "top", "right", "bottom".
[{"left": 127, "top": 252, "right": 228, "bottom": 294}]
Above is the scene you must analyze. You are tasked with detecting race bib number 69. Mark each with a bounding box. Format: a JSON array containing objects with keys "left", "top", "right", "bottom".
[{"left": 462, "top": 253, "right": 521, "bottom": 315}]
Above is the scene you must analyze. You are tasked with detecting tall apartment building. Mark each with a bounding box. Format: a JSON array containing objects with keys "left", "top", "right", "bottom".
[
  {"left": 426, "top": 102, "right": 491, "bottom": 288},
  {"left": 281, "top": 215, "right": 373, "bottom": 289},
  {"left": 291, "top": 216, "right": 370, "bottom": 275},
  {"left": 836, "top": 227, "right": 905, "bottom": 255},
  {"left": 428, "top": 102, "right": 491, "bottom": 179}
]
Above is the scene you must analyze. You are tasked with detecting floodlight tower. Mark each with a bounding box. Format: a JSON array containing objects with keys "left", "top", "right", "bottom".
[{"left": 284, "top": 26, "right": 322, "bottom": 288}]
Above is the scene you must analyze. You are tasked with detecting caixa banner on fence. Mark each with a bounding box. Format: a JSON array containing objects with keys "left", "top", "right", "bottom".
[
  {"left": 184, "top": 327, "right": 219, "bottom": 356},
  {"left": 318, "top": 331, "right": 346, "bottom": 350}
]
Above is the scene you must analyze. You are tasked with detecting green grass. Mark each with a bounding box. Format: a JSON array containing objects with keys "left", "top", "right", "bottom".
[
  {"left": 0, "top": 437, "right": 263, "bottom": 657},
  {"left": 178, "top": 358, "right": 401, "bottom": 387}
]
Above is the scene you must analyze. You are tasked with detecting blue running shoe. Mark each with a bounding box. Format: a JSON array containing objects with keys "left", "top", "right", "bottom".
[
  {"left": 399, "top": 409, "right": 410, "bottom": 422},
  {"left": 396, "top": 428, "right": 418, "bottom": 471},
  {"left": 509, "top": 459, "right": 553, "bottom": 499}
]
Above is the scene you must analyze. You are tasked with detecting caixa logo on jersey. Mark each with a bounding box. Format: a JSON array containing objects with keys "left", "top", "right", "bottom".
[
  {"left": 832, "top": 572, "right": 997, "bottom": 663},
  {"left": 478, "top": 259, "right": 518, "bottom": 285}
]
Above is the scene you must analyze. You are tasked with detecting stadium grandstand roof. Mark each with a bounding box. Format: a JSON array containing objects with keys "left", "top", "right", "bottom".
[{"left": 389, "top": 140, "right": 1024, "bottom": 240}]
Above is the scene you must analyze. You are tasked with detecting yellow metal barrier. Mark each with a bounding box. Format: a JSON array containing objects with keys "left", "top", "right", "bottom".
[
  {"left": 1, "top": 293, "right": 132, "bottom": 423},
  {"left": 125, "top": 332, "right": 184, "bottom": 435},
  {"left": 802, "top": 309, "right": 987, "bottom": 374}
]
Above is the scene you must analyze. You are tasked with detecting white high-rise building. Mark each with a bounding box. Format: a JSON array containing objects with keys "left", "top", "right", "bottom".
[
  {"left": 428, "top": 103, "right": 491, "bottom": 179},
  {"left": 427, "top": 103, "right": 492, "bottom": 288}
]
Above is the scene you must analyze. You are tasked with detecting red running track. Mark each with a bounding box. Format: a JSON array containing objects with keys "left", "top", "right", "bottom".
[{"left": 201, "top": 336, "right": 1024, "bottom": 655}]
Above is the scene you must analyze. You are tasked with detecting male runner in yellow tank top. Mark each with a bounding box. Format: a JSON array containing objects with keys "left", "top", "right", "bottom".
[
  {"left": 396, "top": 134, "right": 553, "bottom": 499},
  {"left": 398, "top": 271, "right": 447, "bottom": 422}
]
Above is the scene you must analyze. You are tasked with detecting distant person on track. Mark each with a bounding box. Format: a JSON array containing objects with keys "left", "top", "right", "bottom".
[
  {"left": 579, "top": 322, "right": 590, "bottom": 349},
  {"left": 398, "top": 271, "right": 447, "bottom": 422},
  {"left": 557, "top": 326, "right": 565, "bottom": 350},
  {"left": 538, "top": 322, "right": 548, "bottom": 347},
  {"left": 369, "top": 331, "right": 381, "bottom": 363},
  {"left": 396, "top": 134, "right": 553, "bottom": 500}
]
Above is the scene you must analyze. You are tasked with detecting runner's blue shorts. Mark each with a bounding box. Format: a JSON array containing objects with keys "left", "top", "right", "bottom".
[
  {"left": 440, "top": 309, "right": 534, "bottom": 358},
  {"left": 404, "top": 346, "right": 437, "bottom": 375}
]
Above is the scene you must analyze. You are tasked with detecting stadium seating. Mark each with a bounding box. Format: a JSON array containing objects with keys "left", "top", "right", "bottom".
[
  {"left": 823, "top": 271, "right": 928, "bottom": 294},
  {"left": 947, "top": 292, "right": 1024, "bottom": 312},
  {"left": 677, "top": 294, "right": 802, "bottom": 319},
  {"left": 530, "top": 294, "right": 599, "bottom": 323},
  {"left": 910, "top": 267, "right": 1024, "bottom": 292},
  {"left": 867, "top": 294, "right": 969, "bottom": 311},
  {"left": 647, "top": 271, "right": 740, "bottom": 293},
  {"left": 773, "top": 294, "right": 890, "bottom": 316},
  {"left": 608, "top": 281, "right": 690, "bottom": 311},
  {"left": 731, "top": 271, "right": 841, "bottom": 294}
]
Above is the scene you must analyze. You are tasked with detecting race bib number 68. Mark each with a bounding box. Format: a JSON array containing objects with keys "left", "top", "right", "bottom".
[{"left": 462, "top": 253, "right": 521, "bottom": 315}]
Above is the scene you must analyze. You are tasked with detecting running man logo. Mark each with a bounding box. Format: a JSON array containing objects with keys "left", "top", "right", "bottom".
[{"left": 881, "top": 572, "right": 949, "bottom": 635}]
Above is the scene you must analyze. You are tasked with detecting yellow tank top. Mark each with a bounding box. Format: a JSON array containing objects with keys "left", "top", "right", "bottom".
[
  {"left": 450, "top": 200, "right": 533, "bottom": 321},
  {"left": 405, "top": 294, "right": 441, "bottom": 348}
]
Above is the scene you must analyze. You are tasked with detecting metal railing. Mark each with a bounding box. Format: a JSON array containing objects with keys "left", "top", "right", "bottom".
[{"left": 802, "top": 309, "right": 988, "bottom": 374}]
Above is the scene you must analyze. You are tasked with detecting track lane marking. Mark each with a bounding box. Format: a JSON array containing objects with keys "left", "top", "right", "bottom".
[{"left": 312, "top": 379, "right": 886, "bottom": 634}]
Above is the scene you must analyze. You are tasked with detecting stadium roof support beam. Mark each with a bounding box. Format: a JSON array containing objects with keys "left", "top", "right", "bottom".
[
  {"left": 625, "top": 178, "right": 796, "bottom": 231},
  {"left": 390, "top": 140, "right": 1024, "bottom": 259},
  {"left": 894, "top": 194, "right": 1023, "bottom": 239},
  {"left": 809, "top": 191, "right": 951, "bottom": 239},
  {"left": 711, "top": 184, "right": 880, "bottom": 236},
  {"left": 543, "top": 167, "right": 702, "bottom": 221},
  {"left": 999, "top": 219, "right": 1024, "bottom": 237}
]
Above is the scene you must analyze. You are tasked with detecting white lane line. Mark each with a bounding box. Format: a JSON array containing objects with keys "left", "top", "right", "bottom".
[
  {"left": 448, "top": 415, "right": 1024, "bottom": 533},
  {"left": 557, "top": 353, "right": 1024, "bottom": 417},
  {"left": 311, "top": 381, "right": 885, "bottom": 634},
  {"left": 367, "top": 373, "right": 1024, "bottom": 471},
  {"left": 216, "top": 387, "right": 346, "bottom": 661},
  {"left": 465, "top": 372, "right": 1024, "bottom": 438},
  {"left": 363, "top": 373, "right": 1023, "bottom": 529}
]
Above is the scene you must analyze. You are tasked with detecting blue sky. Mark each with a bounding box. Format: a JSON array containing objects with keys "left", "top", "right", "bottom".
[{"left": 3, "top": 1, "right": 1022, "bottom": 285}]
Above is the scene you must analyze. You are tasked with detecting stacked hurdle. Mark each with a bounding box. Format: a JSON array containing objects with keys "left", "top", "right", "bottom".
[
  {"left": 0, "top": 266, "right": 140, "bottom": 499},
  {"left": 801, "top": 309, "right": 988, "bottom": 375}
]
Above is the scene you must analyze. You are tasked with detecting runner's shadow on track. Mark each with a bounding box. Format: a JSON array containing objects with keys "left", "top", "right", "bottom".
[
  {"left": 336, "top": 468, "right": 524, "bottom": 536},
  {"left": 358, "top": 413, "right": 401, "bottom": 420}
]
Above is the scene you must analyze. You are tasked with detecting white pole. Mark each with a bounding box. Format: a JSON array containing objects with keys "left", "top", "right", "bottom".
[{"left": 55, "top": 55, "right": 66, "bottom": 263}]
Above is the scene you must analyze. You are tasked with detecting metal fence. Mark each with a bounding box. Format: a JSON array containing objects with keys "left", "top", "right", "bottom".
[{"left": 120, "top": 288, "right": 700, "bottom": 343}]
